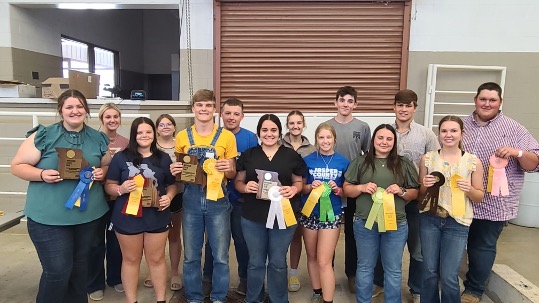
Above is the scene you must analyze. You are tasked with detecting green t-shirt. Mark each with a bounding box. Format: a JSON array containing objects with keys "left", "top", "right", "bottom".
[
  {"left": 24, "top": 122, "right": 109, "bottom": 225},
  {"left": 344, "top": 155, "right": 419, "bottom": 223}
]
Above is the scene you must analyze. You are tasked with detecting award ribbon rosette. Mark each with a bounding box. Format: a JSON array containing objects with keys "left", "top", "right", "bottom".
[
  {"left": 301, "top": 182, "right": 335, "bottom": 222},
  {"left": 266, "top": 186, "right": 297, "bottom": 229},
  {"left": 488, "top": 155, "right": 509, "bottom": 196},
  {"left": 365, "top": 187, "right": 397, "bottom": 232},
  {"left": 319, "top": 183, "right": 335, "bottom": 222},
  {"left": 64, "top": 167, "right": 94, "bottom": 211},
  {"left": 122, "top": 174, "right": 145, "bottom": 217},
  {"left": 419, "top": 171, "right": 445, "bottom": 215},
  {"left": 202, "top": 158, "right": 224, "bottom": 201},
  {"left": 450, "top": 174, "right": 465, "bottom": 217}
]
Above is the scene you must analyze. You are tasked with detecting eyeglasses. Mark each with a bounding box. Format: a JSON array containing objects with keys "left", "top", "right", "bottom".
[{"left": 158, "top": 123, "right": 173, "bottom": 127}]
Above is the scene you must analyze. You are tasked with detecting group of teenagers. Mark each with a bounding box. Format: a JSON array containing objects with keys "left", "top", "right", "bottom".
[{"left": 10, "top": 82, "right": 539, "bottom": 303}]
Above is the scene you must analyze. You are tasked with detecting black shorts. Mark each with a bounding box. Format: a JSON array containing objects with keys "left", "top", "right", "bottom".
[
  {"left": 113, "top": 224, "right": 170, "bottom": 235},
  {"left": 170, "top": 192, "right": 183, "bottom": 213}
]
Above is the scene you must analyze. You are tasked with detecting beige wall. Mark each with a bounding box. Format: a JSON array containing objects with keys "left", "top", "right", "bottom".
[
  {"left": 12, "top": 47, "right": 62, "bottom": 88},
  {"left": 179, "top": 49, "right": 213, "bottom": 101},
  {"left": 0, "top": 47, "right": 14, "bottom": 81},
  {"left": 408, "top": 51, "right": 539, "bottom": 139}
]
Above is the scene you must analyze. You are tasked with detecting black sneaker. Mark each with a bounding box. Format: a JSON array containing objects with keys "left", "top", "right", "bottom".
[
  {"left": 236, "top": 280, "right": 247, "bottom": 296},
  {"left": 203, "top": 279, "right": 212, "bottom": 298}
]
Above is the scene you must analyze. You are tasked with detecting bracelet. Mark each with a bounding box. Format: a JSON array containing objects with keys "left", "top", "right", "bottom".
[
  {"left": 116, "top": 185, "right": 122, "bottom": 196},
  {"left": 40, "top": 169, "right": 45, "bottom": 182}
]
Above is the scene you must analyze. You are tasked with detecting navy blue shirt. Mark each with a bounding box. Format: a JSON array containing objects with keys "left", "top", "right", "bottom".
[{"left": 108, "top": 151, "right": 175, "bottom": 233}]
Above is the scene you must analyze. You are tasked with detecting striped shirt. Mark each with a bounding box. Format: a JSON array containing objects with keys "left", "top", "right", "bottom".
[
  {"left": 392, "top": 120, "right": 440, "bottom": 170},
  {"left": 463, "top": 112, "right": 539, "bottom": 221}
]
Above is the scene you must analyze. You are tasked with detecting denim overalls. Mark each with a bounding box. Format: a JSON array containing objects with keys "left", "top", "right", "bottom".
[{"left": 182, "top": 126, "right": 231, "bottom": 302}]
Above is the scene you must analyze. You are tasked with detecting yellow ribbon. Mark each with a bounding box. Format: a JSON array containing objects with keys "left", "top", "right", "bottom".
[
  {"left": 450, "top": 174, "right": 465, "bottom": 217},
  {"left": 126, "top": 174, "right": 144, "bottom": 215},
  {"left": 301, "top": 185, "right": 326, "bottom": 217},
  {"left": 382, "top": 191, "right": 397, "bottom": 231},
  {"left": 281, "top": 197, "right": 297, "bottom": 227},
  {"left": 203, "top": 159, "right": 224, "bottom": 201},
  {"left": 487, "top": 164, "right": 494, "bottom": 193}
]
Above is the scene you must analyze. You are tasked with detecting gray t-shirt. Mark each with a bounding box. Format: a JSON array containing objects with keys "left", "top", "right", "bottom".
[{"left": 326, "top": 117, "right": 371, "bottom": 161}]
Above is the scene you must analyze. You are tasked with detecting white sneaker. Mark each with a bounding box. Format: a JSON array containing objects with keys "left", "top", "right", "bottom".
[
  {"left": 113, "top": 284, "right": 124, "bottom": 293},
  {"left": 89, "top": 290, "right": 104, "bottom": 301}
]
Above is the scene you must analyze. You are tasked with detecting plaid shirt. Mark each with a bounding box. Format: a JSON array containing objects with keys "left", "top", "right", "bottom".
[
  {"left": 463, "top": 112, "right": 539, "bottom": 221},
  {"left": 392, "top": 120, "right": 440, "bottom": 170}
]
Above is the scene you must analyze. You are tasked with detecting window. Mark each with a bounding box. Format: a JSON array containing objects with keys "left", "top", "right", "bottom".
[{"left": 61, "top": 37, "right": 119, "bottom": 97}]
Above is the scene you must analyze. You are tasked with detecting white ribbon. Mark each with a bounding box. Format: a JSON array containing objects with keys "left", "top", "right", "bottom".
[{"left": 265, "top": 186, "right": 286, "bottom": 229}]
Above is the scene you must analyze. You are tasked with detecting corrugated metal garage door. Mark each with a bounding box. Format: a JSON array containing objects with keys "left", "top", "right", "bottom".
[{"left": 215, "top": 1, "right": 410, "bottom": 113}]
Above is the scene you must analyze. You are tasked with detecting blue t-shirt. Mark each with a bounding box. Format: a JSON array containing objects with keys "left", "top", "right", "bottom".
[
  {"left": 107, "top": 150, "right": 175, "bottom": 233},
  {"left": 301, "top": 151, "right": 350, "bottom": 216},
  {"left": 228, "top": 127, "right": 258, "bottom": 204}
]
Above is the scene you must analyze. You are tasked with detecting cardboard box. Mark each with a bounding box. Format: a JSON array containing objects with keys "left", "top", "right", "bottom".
[
  {"left": 0, "top": 80, "right": 37, "bottom": 97},
  {"left": 42, "top": 70, "right": 100, "bottom": 99}
]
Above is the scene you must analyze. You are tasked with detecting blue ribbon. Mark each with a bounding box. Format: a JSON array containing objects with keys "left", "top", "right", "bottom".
[{"left": 65, "top": 167, "right": 93, "bottom": 211}]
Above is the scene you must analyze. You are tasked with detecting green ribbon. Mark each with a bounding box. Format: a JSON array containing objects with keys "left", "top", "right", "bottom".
[
  {"left": 319, "top": 182, "right": 335, "bottom": 222},
  {"left": 365, "top": 187, "right": 386, "bottom": 232}
]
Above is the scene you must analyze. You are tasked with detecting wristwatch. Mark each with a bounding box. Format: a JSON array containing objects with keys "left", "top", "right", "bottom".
[{"left": 399, "top": 187, "right": 407, "bottom": 197}]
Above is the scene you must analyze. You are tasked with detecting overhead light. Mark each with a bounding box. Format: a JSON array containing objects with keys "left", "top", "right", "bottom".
[{"left": 57, "top": 3, "right": 117, "bottom": 10}]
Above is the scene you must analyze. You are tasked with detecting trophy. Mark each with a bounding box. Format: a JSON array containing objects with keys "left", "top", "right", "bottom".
[
  {"left": 175, "top": 153, "right": 205, "bottom": 185},
  {"left": 255, "top": 169, "right": 280, "bottom": 200},
  {"left": 141, "top": 178, "right": 161, "bottom": 209},
  {"left": 56, "top": 147, "right": 89, "bottom": 180}
]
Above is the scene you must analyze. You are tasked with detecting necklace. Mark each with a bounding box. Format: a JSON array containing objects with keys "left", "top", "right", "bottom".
[
  {"left": 108, "top": 133, "right": 118, "bottom": 144},
  {"left": 319, "top": 152, "right": 334, "bottom": 169},
  {"left": 376, "top": 158, "right": 387, "bottom": 167},
  {"left": 263, "top": 147, "right": 279, "bottom": 160}
]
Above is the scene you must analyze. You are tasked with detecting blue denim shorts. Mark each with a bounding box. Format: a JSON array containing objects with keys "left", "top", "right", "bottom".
[{"left": 299, "top": 214, "right": 342, "bottom": 230}]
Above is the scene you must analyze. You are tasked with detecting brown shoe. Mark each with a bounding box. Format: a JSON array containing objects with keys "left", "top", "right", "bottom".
[
  {"left": 461, "top": 293, "right": 481, "bottom": 303},
  {"left": 347, "top": 277, "right": 356, "bottom": 293}
]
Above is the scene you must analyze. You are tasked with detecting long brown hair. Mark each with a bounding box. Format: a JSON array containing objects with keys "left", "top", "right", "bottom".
[{"left": 357, "top": 124, "right": 405, "bottom": 184}]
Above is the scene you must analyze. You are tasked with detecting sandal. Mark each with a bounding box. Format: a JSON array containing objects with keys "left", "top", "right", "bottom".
[
  {"left": 170, "top": 275, "right": 183, "bottom": 291},
  {"left": 143, "top": 277, "right": 153, "bottom": 288}
]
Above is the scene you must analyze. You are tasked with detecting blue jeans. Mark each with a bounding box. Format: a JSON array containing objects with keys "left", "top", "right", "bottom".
[
  {"left": 203, "top": 202, "right": 249, "bottom": 283},
  {"left": 464, "top": 219, "right": 505, "bottom": 297},
  {"left": 420, "top": 213, "right": 469, "bottom": 303},
  {"left": 87, "top": 205, "right": 122, "bottom": 292},
  {"left": 182, "top": 184, "right": 231, "bottom": 302},
  {"left": 27, "top": 216, "right": 102, "bottom": 303},
  {"left": 354, "top": 218, "right": 408, "bottom": 303},
  {"left": 242, "top": 217, "right": 296, "bottom": 303},
  {"left": 373, "top": 200, "right": 423, "bottom": 294}
]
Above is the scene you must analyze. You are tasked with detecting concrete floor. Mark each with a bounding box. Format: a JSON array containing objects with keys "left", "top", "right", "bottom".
[{"left": 0, "top": 221, "right": 536, "bottom": 303}]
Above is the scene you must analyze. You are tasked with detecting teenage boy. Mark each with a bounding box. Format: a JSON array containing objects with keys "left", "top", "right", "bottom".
[
  {"left": 372, "top": 89, "right": 439, "bottom": 302},
  {"left": 461, "top": 82, "right": 539, "bottom": 303},
  {"left": 202, "top": 98, "right": 258, "bottom": 296},
  {"left": 170, "top": 89, "right": 238, "bottom": 303},
  {"left": 325, "top": 85, "right": 371, "bottom": 293}
]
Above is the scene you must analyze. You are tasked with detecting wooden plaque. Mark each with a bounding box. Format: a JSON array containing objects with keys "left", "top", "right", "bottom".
[
  {"left": 175, "top": 153, "right": 205, "bottom": 185},
  {"left": 255, "top": 169, "right": 280, "bottom": 200},
  {"left": 55, "top": 147, "right": 89, "bottom": 180},
  {"left": 141, "top": 178, "right": 161, "bottom": 210}
]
